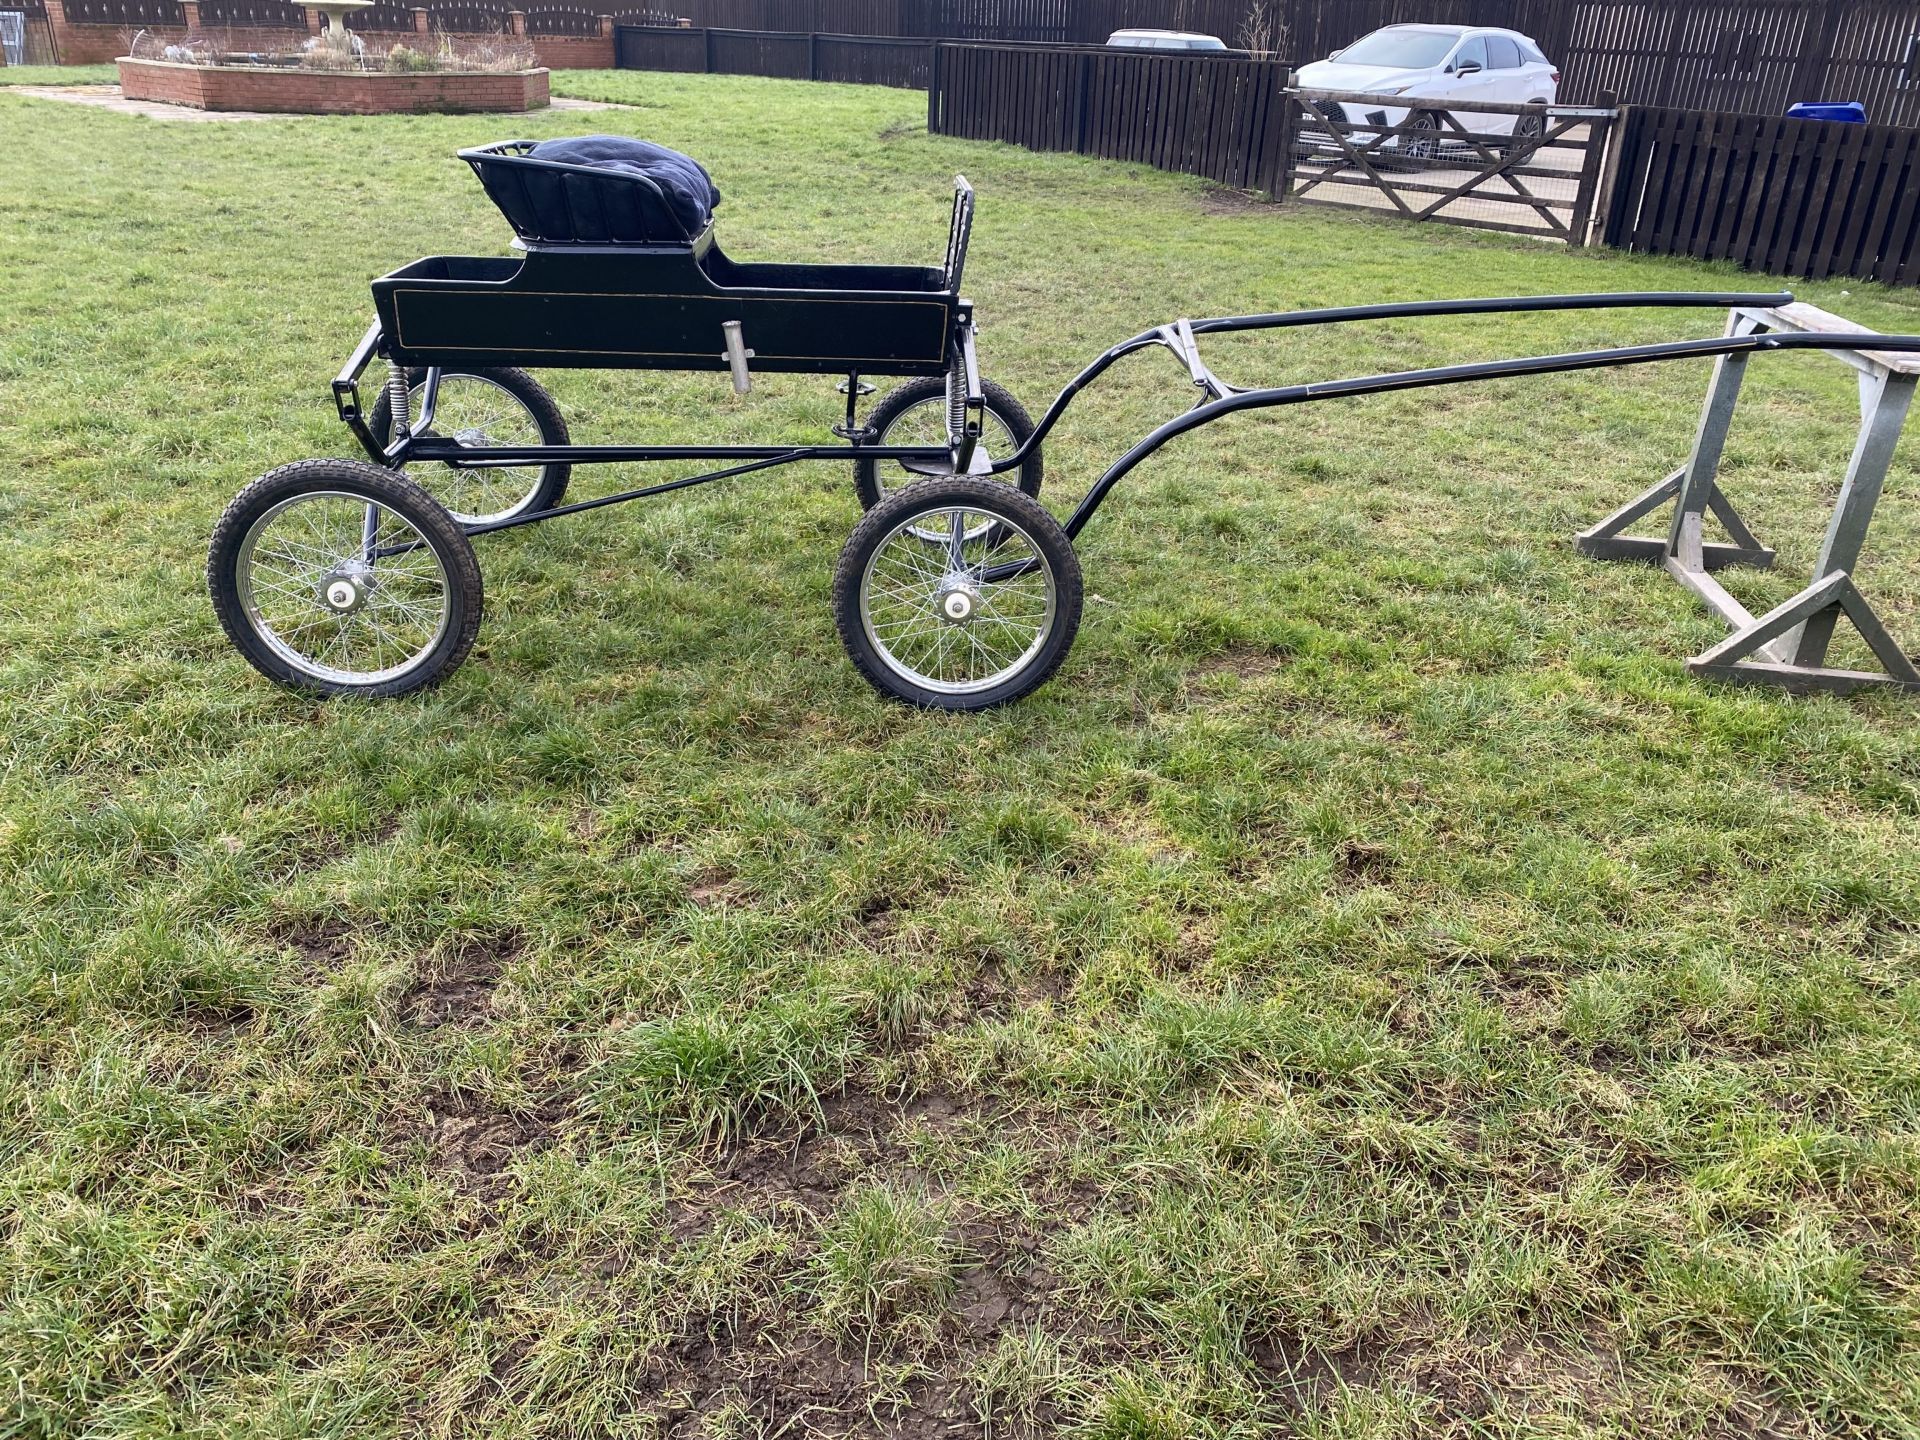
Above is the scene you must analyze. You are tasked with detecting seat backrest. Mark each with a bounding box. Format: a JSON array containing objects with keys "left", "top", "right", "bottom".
[
  {"left": 944, "top": 176, "right": 974, "bottom": 296},
  {"left": 461, "top": 140, "right": 702, "bottom": 247}
]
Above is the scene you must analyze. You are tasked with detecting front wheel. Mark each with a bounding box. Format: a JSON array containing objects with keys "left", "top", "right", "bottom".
[
  {"left": 208, "top": 459, "right": 483, "bottom": 698},
  {"left": 834, "top": 475, "right": 1082, "bottom": 711},
  {"left": 1397, "top": 110, "right": 1442, "bottom": 169},
  {"left": 369, "top": 366, "right": 570, "bottom": 528}
]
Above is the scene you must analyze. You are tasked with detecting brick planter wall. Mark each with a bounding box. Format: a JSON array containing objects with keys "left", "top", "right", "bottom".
[
  {"left": 528, "top": 30, "right": 612, "bottom": 68},
  {"left": 117, "top": 55, "right": 549, "bottom": 110}
]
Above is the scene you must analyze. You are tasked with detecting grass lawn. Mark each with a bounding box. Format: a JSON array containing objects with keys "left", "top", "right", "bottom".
[
  {"left": 0, "top": 64, "right": 118, "bottom": 84},
  {"left": 6, "top": 68, "right": 1920, "bottom": 1440}
]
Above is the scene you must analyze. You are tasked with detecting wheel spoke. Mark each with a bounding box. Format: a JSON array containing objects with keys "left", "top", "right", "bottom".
[
  {"left": 871, "top": 390, "right": 1023, "bottom": 540},
  {"left": 860, "top": 500, "right": 1055, "bottom": 698},
  {"left": 238, "top": 489, "right": 453, "bottom": 688},
  {"left": 400, "top": 375, "right": 551, "bottom": 524}
]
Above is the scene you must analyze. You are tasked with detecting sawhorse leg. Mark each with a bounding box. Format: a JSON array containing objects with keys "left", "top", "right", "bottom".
[
  {"left": 1580, "top": 303, "right": 1920, "bottom": 696},
  {"left": 1575, "top": 314, "right": 1775, "bottom": 573},
  {"left": 1783, "top": 371, "right": 1917, "bottom": 666}
]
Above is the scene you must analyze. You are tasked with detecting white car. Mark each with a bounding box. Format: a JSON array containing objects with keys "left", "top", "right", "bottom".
[
  {"left": 1107, "top": 29, "right": 1228, "bottom": 52},
  {"left": 1293, "top": 24, "right": 1560, "bottom": 158}
]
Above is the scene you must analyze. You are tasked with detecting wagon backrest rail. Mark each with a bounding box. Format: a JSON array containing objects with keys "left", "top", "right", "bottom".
[{"left": 944, "top": 176, "right": 975, "bottom": 294}]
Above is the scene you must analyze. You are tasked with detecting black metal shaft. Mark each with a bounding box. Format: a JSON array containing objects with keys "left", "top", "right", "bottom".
[{"left": 1062, "top": 328, "right": 1920, "bottom": 540}]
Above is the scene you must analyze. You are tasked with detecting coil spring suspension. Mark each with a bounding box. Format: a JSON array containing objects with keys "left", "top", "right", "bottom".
[
  {"left": 946, "top": 363, "right": 966, "bottom": 448},
  {"left": 385, "top": 364, "right": 411, "bottom": 443}
]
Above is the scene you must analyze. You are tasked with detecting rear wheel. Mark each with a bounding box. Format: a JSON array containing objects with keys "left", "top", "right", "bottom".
[
  {"left": 208, "top": 459, "right": 482, "bottom": 698},
  {"left": 370, "top": 366, "right": 570, "bottom": 528},
  {"left": 834, "top": 475, "right": 1081, "bottom": 711},
  {"left": 852, "top": 376, "right": 1043, "bottom": 524},
  {"left": 1507, "top": 105, "right": 1547, "bottom": 152}
]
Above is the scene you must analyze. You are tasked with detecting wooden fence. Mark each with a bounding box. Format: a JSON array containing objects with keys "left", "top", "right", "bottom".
[
  {"left": 614, "top": 23, "right": 932, "bottom": 83},
  {"left": 647, "top": 0, "right": 1920, "bottom": 120},
  {"left": 36, "top": 0, "right": 648, "bottom": 30},
  {"left": 1603, "top": 104, "right": 1920, "bottom": 283},
  {"left": 928, "top": 43, "right": 1295, "bottom": 192}
]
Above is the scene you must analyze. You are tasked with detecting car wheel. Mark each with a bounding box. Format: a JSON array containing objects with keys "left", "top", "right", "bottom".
[
  {"left": 1399, "top": 111, "right": 1442, "bottom": 170},
  {"left": 1507, "top": 105, "right": 1547, "bottom": 154}
]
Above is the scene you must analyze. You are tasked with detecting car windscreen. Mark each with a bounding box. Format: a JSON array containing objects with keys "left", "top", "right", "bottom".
[{"left": 1335, "top": 28, "right": 1458, "bottom": 68}]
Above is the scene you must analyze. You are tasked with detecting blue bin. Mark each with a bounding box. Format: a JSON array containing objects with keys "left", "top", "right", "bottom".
[{"left": 1787, "top": 101, "right": 1868, "bottom": 123}]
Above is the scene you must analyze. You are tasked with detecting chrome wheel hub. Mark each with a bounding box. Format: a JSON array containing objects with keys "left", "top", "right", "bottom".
[
  {"left": 322, "top": 569, "right": 371, "bottom": 614},
  {"left": 938, "top": 580, "right": 980, "bottom": 623}
]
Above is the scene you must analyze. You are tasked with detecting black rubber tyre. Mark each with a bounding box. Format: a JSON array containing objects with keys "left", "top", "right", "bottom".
[
  {"left": 852, "top": 376, "right": 1043, "bottom": 513},
  {"left": 369, "top": 366, "right": 570, "bottom": 528},
  {"left": 208, "top": 458, "right": 483, "bottom": 699},
  {"left": 1397, "top": 110, "right": 1443, "bottom": 170},
  {"left": 1504, "top": 105, "right": 1547, "bottom": 154},
  {"left": 834, "top": 475, "right": 1082, "bottom": 711}
]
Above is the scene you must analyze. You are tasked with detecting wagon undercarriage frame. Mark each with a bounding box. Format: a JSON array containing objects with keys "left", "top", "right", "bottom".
[
  {"left": 208, "top": 145, "right": 1920, "bottom": 709},
  {"left": 300, "top": 287, "right": 1920, "bottom": 707}
]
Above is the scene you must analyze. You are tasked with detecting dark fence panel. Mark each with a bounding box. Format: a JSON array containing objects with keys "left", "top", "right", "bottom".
[
  {"left": 1827, "top": 2, "right": 1920, "bottom": 127},
  {"left": 930, "top": 42, "right": 1294, "bottom": 191},
  {"left": 639, "top": 0, "right": 1920, "bottom": 117},
  {"left": 344, "top": 2, "right": 419, "bottom": 25},
  {"left": 194, "top": 0, "right": 307, "bottom": 25},
  {"left": 709, "top": 24, "right": 809, "bottom": 72},
  {"left": 60, "top": 0, "right": 184, "bottom": 22},
  {"left": 1604, "top": 103, "right": 1920, "bottom": 283},
  {"left": 525, "top": 3, "right": 601, "bottom": 32},
  {"left": 815, "top": 30, "right": 932, "bottom": 82},
  {"left": 350, "top": 0, "right": 514, "bottom": 29},
  {"left": 617, "top": 22, "right": 932, "bottom": 82},
  {"left": 653, "top": 0, "right": 920, "bottom": 34},
  {"left": 616, "top": 21, "right": 707, "bottom": 64}
]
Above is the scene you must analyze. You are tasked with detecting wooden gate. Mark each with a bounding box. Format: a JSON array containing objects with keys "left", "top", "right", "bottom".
[{"left": 1284, "top": 88, "right": 1620, "bottom": 243}]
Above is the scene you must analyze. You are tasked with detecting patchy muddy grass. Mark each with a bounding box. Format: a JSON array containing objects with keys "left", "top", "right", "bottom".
[{"left": 5, "top": 67, "right": 1920, "bottom": 1440}]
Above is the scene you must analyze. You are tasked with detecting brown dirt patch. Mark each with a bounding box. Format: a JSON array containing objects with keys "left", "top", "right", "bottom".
[
  {"left": 1191, "top": 645, "right": 1290, "bottom": 680},
  {"left": 1198, "top": 183, "right": 1279, "bottom": 215},
  {"left": 1332, "top": 839, "right": 1396, "bottom": 888},
  {"left": 403, "top": 935, "right": 521, "bottom": 1029},
  {"left": 272, "top": 914, "right": 355, "bottom": 973},
  {"left": 619, "top": 1082, "right": 1102, "bottom": 1434},
  {"left": 399, "top": 1088, "right": 571, "bottom": 1200},
  {"left": 689, "top": 869, "right": 741, "bottom": 907}
]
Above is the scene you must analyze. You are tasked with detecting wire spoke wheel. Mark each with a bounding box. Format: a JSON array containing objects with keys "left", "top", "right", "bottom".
[
  {"left": 853, "top": 377, "right": 1042, "bottom": 541},
  {"left": 240, "top": 493, "right": 450, "bottom": 685},
  {"left": 371, "top": 366, "right": 570, "bottom": 527},
  {"left": 835, "top": 476, "right": 1081, "bottom": 710},
  {"left": 209, "top": 459, "right": 482, "bottom": 698}
]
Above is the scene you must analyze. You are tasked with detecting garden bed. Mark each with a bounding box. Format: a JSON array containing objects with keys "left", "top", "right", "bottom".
[{"left": 116, "top": 54, "right": 547, "bottom": 112}]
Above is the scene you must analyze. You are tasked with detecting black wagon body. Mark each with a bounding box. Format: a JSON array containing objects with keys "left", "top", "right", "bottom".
[
  {"left": 207, "top": 138, "right": 1920, "bottom": 711},
  {"left": 373, "top": 246, "right": 957, "bottom": 376},
  {"left": 373, "top": 141, "right": 962, "bottom": 377}
]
